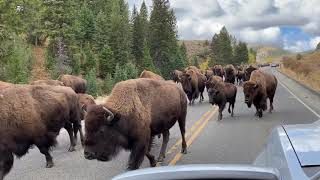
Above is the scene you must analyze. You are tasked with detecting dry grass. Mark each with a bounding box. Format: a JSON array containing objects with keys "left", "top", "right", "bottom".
[
  {"left": 95, "top": 95, "right": 109, "bottom": 105},
  {"left": 280, "top": 51, "right": 320, "bottom": 92}
]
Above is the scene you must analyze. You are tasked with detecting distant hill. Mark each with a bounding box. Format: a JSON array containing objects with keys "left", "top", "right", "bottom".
[
  {"left": 179, "top": 40, "right": 293, "bottom": 64},
  {"left": 249, "top": 45, "right": 292, "bottom": 63}
]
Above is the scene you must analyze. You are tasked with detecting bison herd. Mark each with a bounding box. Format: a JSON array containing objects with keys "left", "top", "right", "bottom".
[{"left": 0, "top": 64, "right": 278, "bottom": 179}]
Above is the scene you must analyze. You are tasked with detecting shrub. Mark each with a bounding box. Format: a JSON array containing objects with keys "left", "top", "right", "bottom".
[
  {"left": 296, "top": 53, "right": 302, "bottom": 60},
  {"left": 85, "top": 68, "right": 99, "bottom": 97},
  {"left": 100, "top": 73, "right": 115, "bottom": 94}
]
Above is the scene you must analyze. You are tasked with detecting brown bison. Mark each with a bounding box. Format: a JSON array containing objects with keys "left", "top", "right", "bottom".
[
  {"left": 236, "top": 69, "right": 245, "bottom": 85},
  {"left": 205, "top": 75, "right": 223, "bottom": 90},
  {"left": 83, "top": 79, "right": 187, "bottom": 170},
  {"left": 0, "top": 85, "right": 81, "bottom": 179},
  {"left": 172, "top": 70, "right": 183, "bottom": 83},
  {"left": 58, "top": 75, "right": 87, "bottom": 93},
  {"left": 208, "top": 81, "right": 237, "bottom": 120},
  {"left": 185, "top": 66, "right": 201, "bottom": 74},
  {"left": 180, "top": 69, "right": 206, "bottom": 105},
  {"left": 244, "top": 65, "right": 258, "bottom": 81},
  {"left": 204, "top": 69, "right": 214, "bottom": 80},
  {"left": 76, "top": 93, "right": 96, "bottom": 143},
  {"left": 0, "top": 81, "right": 12, "bottom": 90},
  {"left": 224, "top": 64, "right": 236, "bottom": 84},
  {"left": 139, "top": 70, "right": 164, "bottom": 80},
  {"left": 212, "top": 65, "right": 224, "bottom": 78},
  {"left": 30, "top": 80, "right": 65, "bottom": 86},
  {"left": 243, "top": 70, "right": 277, "bottom": 118}
]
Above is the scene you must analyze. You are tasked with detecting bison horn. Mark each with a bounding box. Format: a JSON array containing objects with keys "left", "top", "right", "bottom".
[
  {"left": 102, "top": 107, "right": 114, "bottom": 123},
  {"left": 81, "top": 104, "right": 87, "bottom": 113}
]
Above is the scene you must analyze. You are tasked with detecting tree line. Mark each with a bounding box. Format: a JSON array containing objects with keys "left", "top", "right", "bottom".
[
  {"left": 0, "top": 0, "right": 187, "bottom": 95},
  {"left": 209, "top": 27, "right": 256, "bottom": 66}
]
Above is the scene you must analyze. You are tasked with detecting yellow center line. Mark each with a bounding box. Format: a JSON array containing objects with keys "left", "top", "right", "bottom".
[
  {"left": 165, "top": 109, "right": 213, "bottom": 155},
  {"left": 168, "top": 106, "right": 219, "bottom": 166}
]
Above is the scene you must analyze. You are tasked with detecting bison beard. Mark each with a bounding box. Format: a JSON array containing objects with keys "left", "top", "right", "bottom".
[
  {"left": 83, "top": 79, "right": 187, "bottom": 170},
  {"left": 0, "top": 85, "right": 82, "bottom": 179}
]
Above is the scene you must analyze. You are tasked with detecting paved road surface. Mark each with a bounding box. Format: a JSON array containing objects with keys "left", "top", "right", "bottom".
[{"left": 6, "top": 67, "right": 320, "bottom": 180}]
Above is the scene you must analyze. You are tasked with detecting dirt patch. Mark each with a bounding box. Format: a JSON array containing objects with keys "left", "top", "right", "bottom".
[{"left": 30, "top": 47, "right": 50, "bottom": 81}]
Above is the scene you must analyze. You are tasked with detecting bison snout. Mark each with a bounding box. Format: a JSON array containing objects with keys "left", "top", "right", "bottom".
[{"left": 84, "top": 151, "right": 96, "bottom": 160}]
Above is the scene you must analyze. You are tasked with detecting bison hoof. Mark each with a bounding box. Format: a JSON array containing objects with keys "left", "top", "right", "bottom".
[
  {"left": 181, "top": 148, "right": 187, "bottom": 154},
  {"left": 68, "top": 146, "right": 76, "bottom": 152},
  {"left": 231, "top": 112, "right": 234, "bottom": 117},
  {"left": 157, "top": 156, "right": 165, "bottom": 162},
  {"left": 46, "top": 162, "right": 54, "bottom": 168}
]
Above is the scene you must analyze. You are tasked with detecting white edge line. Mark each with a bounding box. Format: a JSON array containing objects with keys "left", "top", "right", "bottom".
[{"left": 278, "top": 80, "right": 320, "bottom": 118}]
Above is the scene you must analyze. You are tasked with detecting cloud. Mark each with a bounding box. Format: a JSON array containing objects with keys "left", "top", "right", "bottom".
[
  {"left": 310, "top": 37, "right": 320, "bottom": 49},
  {"left": 127, "top": 0, "right": 320, "bottom": 52}
]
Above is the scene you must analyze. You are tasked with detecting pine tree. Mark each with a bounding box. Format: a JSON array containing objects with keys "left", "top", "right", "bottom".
[
  {"left": 316, "top": 42, "right": 320, "bottom": 51},
  {"left": 109, "top": 0, "right": 132, "bottom": 66},
  {"left": 98, "top": 45, "right": 115, "bottom": 78},
  {"left": 219, "top": 27, "right": 233, "bottom": 65},
  {"left": 141, "top": 40, "right": 157, "bottom": 72},
  {"left": 83, "top": 44, "right": 96, "bottom": 73},
  {"left": 132, "top": 5, "right": 144, "bottom": 65},
  {"left": 149, "top": 0, "right": 179, "bottom": 79}
]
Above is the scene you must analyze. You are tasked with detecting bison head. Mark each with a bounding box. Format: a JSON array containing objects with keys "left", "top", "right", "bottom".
[
  {"left": 207, "top": 88, "right": 219, "bottom": 105},
  {"left": 83, "top": 105, "right": 127, "bottom": 162},
  {"left": 243, "top": 81, "right": 260, "bottom": 108},
  {"left": 180, "top": 74, "right": 192, "bottom": 99}
]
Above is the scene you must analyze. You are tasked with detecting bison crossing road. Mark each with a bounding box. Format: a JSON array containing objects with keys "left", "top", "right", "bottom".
[{"left": 2, "top": 67, "right": 320, "bottom": 180}]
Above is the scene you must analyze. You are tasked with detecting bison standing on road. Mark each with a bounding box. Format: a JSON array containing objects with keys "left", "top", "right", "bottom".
[
  {"left": 236, "top": 69, "right": 245, "bottom": 85},
  {"left": 59, "top": 75, "right": 87, "bottom": 93},
  {"left": 204, "top": 69, "right": 214, "bottom": 80},
  {"left": 243, "top": 70, "right": 277, "bottom": 118},
  {"left": 208, "top": 81, "right": 237, "bottom": 120},
  {"left": 224, "top": 64, "right": 236, "bottom": 84},
  {"left": 30, "top": 80, "right": 65, "bottom": 86},
  {"left": 0, "top": 85, "right": 81, "bottom": 179},
  {"left": 172, "top": 70, "right": 183, "bottom": 83},
  {"left": 205, "top": 75, "right": 223, "bottom": 90},
  {"left": 212, "top": 65, "right": 224, "bottom": 78},
  {"left": 83, "top": 79, "right": 187, "bottom": 170},
  {"left": 139, "top": 70, "right": 165, "bottom": 80},
  {"left": 244, "top": 65, "right": 258, "bottom": 81},
  {"left": 180, "top": 69, "right": 206, "bottom": 105}
]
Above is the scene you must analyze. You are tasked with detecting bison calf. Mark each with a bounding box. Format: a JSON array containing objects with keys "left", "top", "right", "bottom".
[
  {"left": 208, "top": 81, "right": 237, "bottom": 120},
  {"left": 83, "top": 79, "right": 187, "bottom": 170},
  {"left": 243, "top": 70, "right": 277, "bottom": 118}
]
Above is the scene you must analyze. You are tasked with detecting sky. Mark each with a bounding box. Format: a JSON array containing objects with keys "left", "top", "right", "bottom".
[{"left": 127, "top": 0, "right": 320, "bottom": 52}]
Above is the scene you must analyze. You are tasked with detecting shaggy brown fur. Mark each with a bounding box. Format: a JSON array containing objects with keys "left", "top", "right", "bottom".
[
  {"left": 212, "top": 65, "right": 224, "bottom": 78},
  {"left": 0, "top": 85, "right": 81, "bottom": 179},
  {"left": 0, "top": 81, "right": 13, "bottom": 90},
  {"left": 224, "top": 64, "right": 236, "bottom": 84},
  {"left": 30, "top": 80, "right": 65, "bottom": 86},
  {"left": 139, "top": 70, "right": 165, "bottom": 80},
  {"left": 83, "top": 79, "right": 187, "bottom": 170},
  {"left": 185, "top": 66, "right": 201, "bottom": 74},
  {"left": 208, "top": 81, "right": 237, "bottom": 120},
  {"left": 243, "top": 70, "right": 277, "bottom": 118},
  {"left": 205, "top": 69, "right": 214, "bottom": 80},
  {"left": 180, "top": 69, "right": 205, "bottom": 105},
  {"left": 205, "top": 76, "right": 223, "bottom": 90},
  {"left": 172, "top": 70, "right": 183, "bottom": 83},
  {"left": 236, "top": 70, "right": 245, "bottom": 85},
  {"left": 58, "top": 75, "right": 87, "bottom": 93},
  {"left": 244, "top": 65, "right": 258, "bottom": 81}
]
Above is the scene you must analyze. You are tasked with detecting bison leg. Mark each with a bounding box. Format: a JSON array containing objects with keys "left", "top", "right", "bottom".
[
  {"left": 145, "top": 137, "right": 157, "bottom": 167},
  {"left": 128, "top": 142, "right": 147, "bottom": 170},
  {"left": 0, "top": 150, "right": 14, "bottom": 180},
  {"left": 73, "top": 122, "right": 84, "bottom": 146},
  {"left": 37, "top": 145, "right": 54, "bottom": 168},
  {"left": 178, "top": 117, "right": 187, "bottom": 154},
  {"left": 64, "top": 122, "right": 76, "bottom": 152},
  {"left": 228, "top": 103, "right": 231, "bottom": 114},
  {"left": 231, "top": 102, "right": 235, "bottom": 117},
  {"left": 269, "top": 98, "right": 274, "bottom": 113},
  {"left": 158, "top": 130, "right": 170, "bottom": 162}
]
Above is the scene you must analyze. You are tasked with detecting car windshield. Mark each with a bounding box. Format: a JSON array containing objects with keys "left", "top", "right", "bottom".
[{"left": 1, "top": 1, "right": 320, "bottom": 180}]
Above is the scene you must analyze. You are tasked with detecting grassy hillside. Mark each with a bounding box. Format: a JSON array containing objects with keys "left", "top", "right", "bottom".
[
  {"left": 179, "top": 40, "right": 210, "bottom": 64},
  {"left": 249, "top": 45, "right": 291, "bottom": 63},
  {"left": 280, "top": 50, "right": 320, "bottom": 92}
]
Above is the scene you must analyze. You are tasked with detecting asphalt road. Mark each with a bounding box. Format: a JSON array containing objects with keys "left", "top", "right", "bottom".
[{"left": 6, "top": 67, "right": 320, "bottom": 180}]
